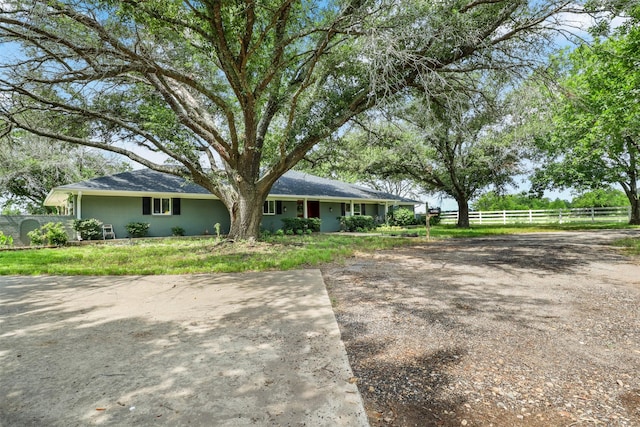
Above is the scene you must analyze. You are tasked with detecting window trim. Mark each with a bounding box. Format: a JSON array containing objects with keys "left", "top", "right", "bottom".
[
  {"left": 153, "top": 197, "right": 172, "bottom": 216},
  {"left": 263, "top": 200, "right": 276, "bottom": 215}
]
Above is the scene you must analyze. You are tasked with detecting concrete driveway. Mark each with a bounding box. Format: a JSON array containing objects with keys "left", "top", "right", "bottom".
[{"left": 0, "top": 270, "right": 368, "bottom": 426}]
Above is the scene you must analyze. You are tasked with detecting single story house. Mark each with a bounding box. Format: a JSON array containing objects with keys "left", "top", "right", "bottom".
[{"left": 43, "top": 169, "right": 420, "bottom": 238}]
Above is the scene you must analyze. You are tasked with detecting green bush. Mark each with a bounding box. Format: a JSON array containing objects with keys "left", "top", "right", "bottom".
[
  {"left": 126, "top": 222, "right": 150, "bottom": 238},
  {"left": 73, "top": 218, "right": 103, "bottom": 240},
  {"left": 389, "top": 208, "right": 417, "bottom": 226},
  {"left": 281, "top": 217, "right": 321, "bottom": 234},
  {"left": 28, "top": 222, "right": 68, "bottom": 246},
  {"left": 171, "top": 226, "right": 185, "bottom": 236},
  {"left": 415, "top": 214, "right": 442, "bottom": 226},
  {"left": 340, "top": 215, "right": 376, "bottom": 232},
  {"left": 0, "top": 231, "right": 14, "bottom": 247}
]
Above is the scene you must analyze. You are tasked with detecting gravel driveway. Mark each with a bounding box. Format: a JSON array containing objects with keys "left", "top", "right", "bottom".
[{"left": 323, "top": 230, "right": 640, "bottom": 426}]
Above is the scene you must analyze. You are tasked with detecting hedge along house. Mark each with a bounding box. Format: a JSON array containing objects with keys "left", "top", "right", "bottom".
[{"left": 44, "top": 169, "right": 419, "bottom": 238}]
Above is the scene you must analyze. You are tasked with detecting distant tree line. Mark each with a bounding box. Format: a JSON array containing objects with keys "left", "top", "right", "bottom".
[{"left": 472, "top": 188, "right": 629, "bottom": 211}]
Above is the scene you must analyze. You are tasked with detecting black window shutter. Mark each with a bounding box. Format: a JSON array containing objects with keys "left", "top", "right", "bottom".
[
  {"left": 362, "top": 204, "right": 366, "bottom": 215},
  {"left": 142, "top": 197, "right": 151, "bottom": 215},
  {"left": 276, "top": 201, "right": 282, "bottom": 215},
  {"left": 173, "top": 198, "right": 181, "bottom": 215},
  {"left": 341, "top": 203, "right": 346, "bottom": 216}
]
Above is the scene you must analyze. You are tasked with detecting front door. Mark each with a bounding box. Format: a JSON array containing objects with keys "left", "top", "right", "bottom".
[{"left": 307, "top": 200, "right": 320, "bottom": 218}]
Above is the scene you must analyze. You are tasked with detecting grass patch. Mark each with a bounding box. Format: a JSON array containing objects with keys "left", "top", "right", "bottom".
[
  {"left": 0, "top": 235, "right": 413, "bottom": 276},
  {"left": 1, "top": 223, "right": 637, "bottom": 276},
  {"left": 612, "top": 237, "right": 640, "bottom": 256},
  {"left": 381, "top": 222, "right": 638, "bottom": 239}
]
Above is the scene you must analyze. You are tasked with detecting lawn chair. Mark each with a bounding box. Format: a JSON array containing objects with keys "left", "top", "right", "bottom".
[{"left": 102, "top": 224, "right": 116, "bottom": 240}]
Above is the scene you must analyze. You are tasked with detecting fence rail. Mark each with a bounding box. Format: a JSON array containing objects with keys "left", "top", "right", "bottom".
[{"left": 439, "top": 206, "right": 632, "bottom": 225}]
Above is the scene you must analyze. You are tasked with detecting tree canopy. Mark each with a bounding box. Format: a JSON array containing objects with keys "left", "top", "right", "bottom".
[
  {"left": 530, "top": 19, "right": 640, "bottom": 223},
  {"left": 0, "top": 133, "right": 131, "bottom": 213},
  {"left": 0, "top": 0, "right": 579, "bottom": 238},
  {"left": 472, "top": 191, "right": 569, "bottom": 211},
  {"left": 571, "top": 187, "right": 629, "bottom": 208}
]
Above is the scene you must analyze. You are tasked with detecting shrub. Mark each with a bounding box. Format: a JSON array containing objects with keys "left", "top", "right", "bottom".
[
  {"left": 126, "top": 222, "right": 150, "bottom": 238},
  {"left": 275, "top": 229, "right": 284, "bottom": 236},
  {"left": 260, "top": 229, "right": 272, "bottom": 239},
  {"left": 171, "top": 226, "right": 185, "bottom": 236},
  {"left": 28, "top": 222, "right": 68, "bottom": 246},
  {"left": 415, "top": 214, "right": 442, "bottom": 227},
  {"left": 281, "top": 217, "right": 321, "bottom": 234},
  {"left": 340, "top": 215, "right": 376, "bottom": 232},
  {"left": 0, "top": 231, "right": 14, "bottom": 247},
  {"left": 389, "top": 208, "right": 417, "bottom": 226},
  {"left": 73, "top": 218, "right": 103, "bottom": 240}
]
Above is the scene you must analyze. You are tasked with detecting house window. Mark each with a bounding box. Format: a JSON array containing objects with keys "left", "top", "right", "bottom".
[
  {"left": 353, "top": 203, "right": 361, "bottom": 216},
  {"left": 153, "top": 197, "right": 172, "bottom": 215},
  {"left": 263, "top": 200, "right": 276, "bottom": 215}
]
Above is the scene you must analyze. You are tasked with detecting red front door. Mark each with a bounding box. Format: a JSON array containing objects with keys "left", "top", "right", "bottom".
[{"left": 307, "top": 200, "right": 320, "bottom": 218}]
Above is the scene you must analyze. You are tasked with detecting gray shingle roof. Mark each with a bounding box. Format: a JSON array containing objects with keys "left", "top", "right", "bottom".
[
  {"left": 56, "top": 169, "right": 210, "bottom": 194},
  {"left": 51, "top": 169, "right": 419, "bottom": 204}
]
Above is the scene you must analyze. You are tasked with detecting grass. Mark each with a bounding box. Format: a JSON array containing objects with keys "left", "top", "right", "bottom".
[
  {"left": 612, "top": 237, "right": 640, "bottom": 256},
  {"left": 1, "top": 222, "right": 638, "bottom": 276},
  {"left": 0, "top": 234, "right": 413, "bottom": 275}
]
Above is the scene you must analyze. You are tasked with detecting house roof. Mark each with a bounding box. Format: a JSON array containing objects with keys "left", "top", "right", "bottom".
[{"left": 44, "top": 169, "right": 420, "bottom": 206}]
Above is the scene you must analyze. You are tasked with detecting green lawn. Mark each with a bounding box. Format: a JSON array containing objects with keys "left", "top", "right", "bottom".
[{"left": 1, "top": 223, "right": 637, "bottom": 275}]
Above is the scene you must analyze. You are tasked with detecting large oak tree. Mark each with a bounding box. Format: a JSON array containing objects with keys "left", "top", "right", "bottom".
[
  {"left": 530, "top": 17, "right": 640, "bottom": 223},
  {"left": 0, "top": 0, "right": 575, "bottom": 239}
]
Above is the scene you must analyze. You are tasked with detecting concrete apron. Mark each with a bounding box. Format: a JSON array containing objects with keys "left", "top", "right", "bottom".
[{"left": 0, "top": 271, "right": 368, "bottom": 426}]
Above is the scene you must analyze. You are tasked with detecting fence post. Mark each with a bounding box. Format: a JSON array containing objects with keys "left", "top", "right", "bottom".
[
  {"left": 529, "top": 209, "right": 532, "bottom": 223},
  {"left": 503, "top": 210, "right": 506, "bottom": 225},
  {"left": 479, "top": 211, "right": 482, "bottom": 225},
  {"left": 559, "top": 209, "right": 563, "bottom": 224},
  {"left": 591, "top": 207, "right": 594, "bottom": 222}
]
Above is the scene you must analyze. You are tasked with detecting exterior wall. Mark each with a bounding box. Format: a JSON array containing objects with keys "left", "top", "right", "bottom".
[
  {"left": 0, "top": 215, "right": 75, "bottom": 246},
  {"left": 260, "top": 200, "right": 298, "bottom": 232},
  {"left": 319, "top": 202, "right": 342, "bottom": 232},
  {"left": 260, "top": 201, "right": 393, "bottom": 232},
  {"left": 80, "top": 195, "right": 230, "bottom": 238}
]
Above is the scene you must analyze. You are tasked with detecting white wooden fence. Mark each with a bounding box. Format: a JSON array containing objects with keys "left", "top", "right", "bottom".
[{"left": 440, "top": 206, "right": 632, "bottom": 225}]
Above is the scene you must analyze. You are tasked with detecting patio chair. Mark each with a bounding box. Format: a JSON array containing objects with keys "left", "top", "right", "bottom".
[{"left": 102, "top": 224, "right": 116, "bottom": 240}]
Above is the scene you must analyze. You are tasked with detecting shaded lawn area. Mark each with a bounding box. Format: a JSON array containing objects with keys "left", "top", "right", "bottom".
[{"left": 1, "top": 223, "right": 638, "bottom": 275}]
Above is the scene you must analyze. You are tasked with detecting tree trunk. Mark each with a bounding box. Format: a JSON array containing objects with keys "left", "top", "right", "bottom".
[
  {"left": 456, "top": 197, "right": 470, "bottom": 228},
  {"left": 630, "top": 197, "right": 640, "bottom": 225},
  {"left": 222, "top": 181, "right": 269, "bottom": 241},
  {"left": 624, "top": 138, "right": 640, "bottom": 225}
]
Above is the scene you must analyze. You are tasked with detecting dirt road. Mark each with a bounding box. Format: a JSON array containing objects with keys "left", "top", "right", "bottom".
[{"left": 323, "top": 230, "right": 640, "bottom": 426}]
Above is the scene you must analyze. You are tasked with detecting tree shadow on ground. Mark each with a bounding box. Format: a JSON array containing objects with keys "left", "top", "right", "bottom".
[{"left": 1, "top": 272, "right": 363, "bottom": 426}]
